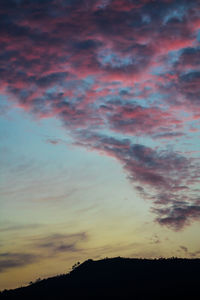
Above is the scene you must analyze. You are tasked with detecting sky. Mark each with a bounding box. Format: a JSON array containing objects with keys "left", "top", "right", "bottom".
[{"left": 1, "top": 0, "right": 200, "bottom": 290}]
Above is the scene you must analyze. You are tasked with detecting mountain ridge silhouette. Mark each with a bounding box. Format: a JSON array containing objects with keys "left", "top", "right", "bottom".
[{"left": 1, "top": 257, "right": 200, "bottom": 299}]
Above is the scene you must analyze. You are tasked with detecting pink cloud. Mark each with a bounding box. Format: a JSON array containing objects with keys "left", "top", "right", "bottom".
[{"left": 1, "top": 0, "right": 200, "bottom": 230}]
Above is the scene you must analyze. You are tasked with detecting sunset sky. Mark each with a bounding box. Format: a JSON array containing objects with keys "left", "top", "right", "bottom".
[{"left": 1, "top": 0, "right": 200, "bottom": 290}]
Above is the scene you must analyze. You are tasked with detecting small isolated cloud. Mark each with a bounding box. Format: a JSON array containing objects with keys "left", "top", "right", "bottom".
[
  {"left": 150, "top": 234, "right": 161, "bottom": 245},
  {"left": 180, "top": 245, "right": 188, "bottom": 253},
  {"left": 189, "top": 250, "right": 200, "bottom": 258},
  {"left": 46, "top": 139, "right": 62, "bottom": 145},
  {"left": 45, "top": 138, "right": 69, "bottom": 146},
  {"left": 46, "top": 139, "right": 63, "bottom": 145}
]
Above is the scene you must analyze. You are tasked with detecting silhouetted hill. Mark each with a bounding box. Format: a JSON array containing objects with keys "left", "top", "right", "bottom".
[{"left": 1, "top": 257, "right": 200, "bottom": 299}]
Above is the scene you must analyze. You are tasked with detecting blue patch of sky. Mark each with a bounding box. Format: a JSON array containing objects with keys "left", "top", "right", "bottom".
[
  {"left": 119, "top": 87, "right": 132, "bottom": 95},
  {"left": 126, "top": 89, "right": 165, "bottom": 108},
  {"left": 163, "top": 4, "right": 188, "bottom": 25},
  {"left": 145, "top": 92, "right": 166, "bottom": 106},
  {"left": 1, "top": 104, "right": 136, "bottom": 224},
  {"left": 92, "top": 85, "right": 163, "bottom": 109},
  {"left": 197, "top": 30, "right": 200, "bottom": 43},
  {"left": 62, "top": 79, "right": 80, "bottom": 90},
  {"left": 48, "top": 76, "right": 95, "bottom": 105},
  {"left": 0, "top": 95, "right": 12, "bottom": 115},
  {"left": 142, "top": 14, "right": 151, "bottom": 24},
  {"left": 0, "top": 103, "right": 108, "bottom": 174},
  {"left": 132, "top": 130, "right": 199, "bottom": 156},
  {"left": 0, "top": 107, "right": 64, "bottom": 160},
  {"left": 77, "top": 77, "right": 95, "bottom": 98},
  {"left": 46, "top": 86, "right": 58, "bottom": 94},
  {"left": 62, "top": 76, "right": 95, "bottom": 94},
  {"left": 167, "top": 49, "right": 183, "bottom": 65},
  {"left": 150, "top": 65, "right": 166, "bottom": 76},
  {"left": 95, "top": 81, "right": 168, "bottom": 109},
  {"left": 97, "top": 94, "right": 121, "bottom": 104},
  {"left": 97, "top": 0, "right": 111, "bottom": 9},
  {"left": 172, "top": 131, "right": 200, "bottom": 157},
  {"left": 83, "top": 75, "right": 95, "bottom": 86},
  {"left": 98, "top": 50, "right": 133, "bottom": 68}
]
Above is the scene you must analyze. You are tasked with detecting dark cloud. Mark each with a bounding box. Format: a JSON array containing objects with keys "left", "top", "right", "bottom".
[
  {"left": 73, "top": 39, "right": 102, "bottom": 51},
  {"left": 100, "top": 101, "right": 181, "bottom": 136},
  {"left": 0, "top": 252, "right": 37, "bottom": 272},
  {"left": 153, "top": 203, "right": 200, "bottom": 230},
  {"left": 178, "top": 71, "right": 200, "bottom": 103},
  {"left": 177, "top": 47, "right": 200, "bottom": 67},
  {"left": 33, "top": 232, "right": 88, "bottom": 255},
  {"left": 150, "top": 234, "right": 161, "bottom": 245},
  {"left": 180, "top": 245, "right": 188, "bottom": 253},
  {"left": 75, "top": 131, "right": 193, "bottom": 188},
  {"left": 0, "top": 231, "right": 88, "bottom": 273},
  {"left": 189, "top": 249, "right": 200, "bottom": 257},
  {"left": 152, "top": 132, "right": 184, "bottom": 140},
  {"left": 75, "top": 131, "right": 200, "bottom": 229},
  {"left": 34, "top": 72, "right": 69, "bottom": 87},
  {"left": 46, "top": 139, "right": 60, "bottom": 145}
]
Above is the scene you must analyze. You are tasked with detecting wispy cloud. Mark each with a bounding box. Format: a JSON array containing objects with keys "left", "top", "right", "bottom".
[
  {"left": 0, "top": 223, "right": 43, "bottom": 233},
  {"left": 0, "top": 252, "right": 38, "bottom": 273},
  {"left": 32, "top": 232, "right": 88, "bottom": 255},
  {"left": 0, "top": 231, "right": 88, "bottom": 273}
]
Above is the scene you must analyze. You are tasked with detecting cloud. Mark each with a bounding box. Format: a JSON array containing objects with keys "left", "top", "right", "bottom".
[
  {"left": 33, "top": 232, "right": 88, "bottom": 255},
  {"left": 150, "top": 234, "right": 161, "bottom": 245},
  {"left": 75, "top": 132, "right": 195, "bottom": 188},
  {"left": 152, "top": 132, "right": 184, "bottom": 140},
  {"left": 0, "top": 252, "right": 38, "bottom": 272},
  {"left": 104, "top": 101, "right": 181, "bottom": 136},
  {"left": 0, "top": 231, "right": 88, "bottom": 273},
  {"left": 178, "top": 71, "right": 200, "bottom": 104},
  {"left": 45, "top": 138, "right": 68, "bottom": 145},
  {"left": 180, "top": 245, "right": 188, "bottom": 253},
  {"left": 0, "top": 223, "right": 43, "bottom": 233},
  {"left": 46, "top": 139, "right": 60, "bottom": 145},
  {"left": 176, "top": 47, "right": 200, "bottom": 70},
  {"left": 1, "top": 0, "right": 200, "bottom": 230},
  {"left": 189, "top": 249, "right": 200, "bottom": 257},
  {"left": 153, "top": 203, "right": 200, "bottom": 230},
  {"left": 74, "top": 131, "right": 200, "bottom": 229}
]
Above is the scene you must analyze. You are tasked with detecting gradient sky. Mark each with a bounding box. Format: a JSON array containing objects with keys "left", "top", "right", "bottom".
[{"left": 1, "top": 0, "right": 200, "bottom": 290}]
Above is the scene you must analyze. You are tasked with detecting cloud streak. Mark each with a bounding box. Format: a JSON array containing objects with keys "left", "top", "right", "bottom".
[
  {"left": 0, "top": 252, "right": 38, "bottom": 273},
  {"left": 0, "top": 232, "right": 88, "bottom": 273},
  {"left": 33, "top": 232, "right": 88, "bottom": 255}
]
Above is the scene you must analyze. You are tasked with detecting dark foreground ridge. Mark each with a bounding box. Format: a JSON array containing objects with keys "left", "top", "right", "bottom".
[{"left": 1, "top": 257, "right": 200, "bottom": 299}]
